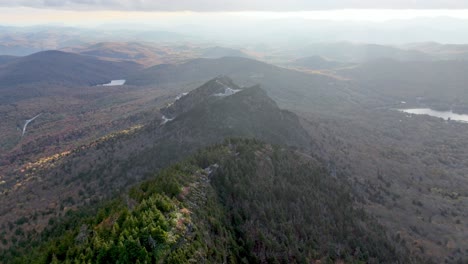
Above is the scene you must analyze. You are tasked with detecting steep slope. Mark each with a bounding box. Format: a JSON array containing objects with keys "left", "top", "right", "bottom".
[
  {"left": 115, "top": 77, "right": 313, "bottom": 177},
  {"left": 160, "top": 76, "right": 242, "bottom": 119},
  {"left": 0, "top": 78, "right": 312, "bottom": 253},
  {"left": 4, "top": 139, "right": 413, "bottom": 264},
  {"left": 156, "top": 83, "right": 311, "bottom": 154},
  {"left": 0, "top": 50, "right": 142, "bottom": 88}
]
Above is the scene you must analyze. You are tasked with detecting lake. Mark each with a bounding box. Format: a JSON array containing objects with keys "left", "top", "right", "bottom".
[{"left": 399, "top": 108, "right": 468, "bottom": 122}]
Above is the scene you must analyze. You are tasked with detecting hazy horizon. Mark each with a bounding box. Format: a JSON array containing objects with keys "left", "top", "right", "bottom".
[
  {"left": 2, "top": 8, "right": 468, "bottom": 45},
  {"left": 2, "top": 1, "right": 468, "bottom": 45}
]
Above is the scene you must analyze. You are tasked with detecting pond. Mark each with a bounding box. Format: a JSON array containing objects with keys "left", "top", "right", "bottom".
[{"left": 100, "top": 80, "right": 126, "bottom": 86}]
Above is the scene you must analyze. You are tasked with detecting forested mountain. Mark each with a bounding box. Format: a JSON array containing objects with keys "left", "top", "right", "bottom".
[
  {"left": 0, "top": 45, "right": 467, "bottom": 263},
  {"left": 0, "top": 78, "right": 314, "bottom": 261},
  {"left": 160, "top": 76, "right": 243, "bottom": 119},
  {"left": 4, "top": 139, "right": 413, "bottom": 264},
  {"left": 126, "top": 56, "right": 358, "bottom": 115},
  {"left": 0, "top": 50, "right": 141, "bottom": 88},
  {"left": 2, "top": 2, "right": 468, "bottom": 262}
]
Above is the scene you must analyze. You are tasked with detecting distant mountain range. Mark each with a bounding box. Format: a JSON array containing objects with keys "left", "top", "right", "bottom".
[
  {"left": 0, "top": 26, "right": 191, "bottom": 56},
  {"left": 403, "top": 42, "right": 468, "bottom": 60},
  {"left": 295, "top": 42, "right": 433, "bottom": 62},
  {"left": 61, "top": 42, "right": 191, "bottom": 67},
  {"left": 61, "top": 42, "right": 253, "bottom": 67},
  {"left": 64, "top": 42, "right": 169, "bottom": 63},
  {"left": 290, "top": 55, "right": 348, "bottom": 70},
  {"left": 200, "top": 46, "right": 251, "bottom": 59}
]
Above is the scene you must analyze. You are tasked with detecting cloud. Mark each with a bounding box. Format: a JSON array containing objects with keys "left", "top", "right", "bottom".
[{"left": 0, "top": 0, "right": 467, "bottom": 11}]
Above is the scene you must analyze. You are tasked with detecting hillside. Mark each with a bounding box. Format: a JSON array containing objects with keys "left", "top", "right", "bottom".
[
  {"left": 295, "top": 42, "right": 433, "bottom": 62},
  {"left": 62, "top": 42, "right": 191, "bottom": 67},
  {"left": 74, "top": 42, "right": 168, "bottom": 60},
  {"left": 61, "top": 43, "right": 253, "bottom": 67},
  {"left": 0, "top": 50, "right": 142, "bottom": 88},
  {"left": 3, "top": 139, "right": 412, "bottom": 263},
  {"left": 0, "top": 78, "right": 312, "bottom": 256},
  {"left": 160, "top": 76, "right": 242, "bottom": 119},
  {"left": 291, "top": 55, "right": 346, "bottom": 70},
  {"left": 0, "top": 55, "right": 18, "bottom": 65},
  {"left": 159, "top": 82, "right": 312, "bottom": 151},
  {"left": 403, "top": 42, "right": 468, "bottom": 60},
  {"left": 337, "top": 59, "right": 468, "bottom": 112},
  {"left": 200, "top": 46, "right": 251, "bottom": 58}
]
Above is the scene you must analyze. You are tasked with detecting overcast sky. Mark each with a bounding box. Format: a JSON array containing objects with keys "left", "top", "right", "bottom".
[
  {"left": 1, "top": 0, "right": 468, "bottom": 11},
  {"left": 1, "top": 0, "right": 468, "bottom": 29}
]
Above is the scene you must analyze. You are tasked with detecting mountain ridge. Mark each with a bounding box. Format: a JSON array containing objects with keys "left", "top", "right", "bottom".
[
  {"left": 3, "top": 139, "right": 414, "bottom": 264},
  {"left": 0, "top": 78, "right": 313, "bottom": 256},
  {"left": 0, "top": 50, "right": 142, "bottom": 88},
  {"left": 125, "top": 56, "right": 358, "bottom": 115}
]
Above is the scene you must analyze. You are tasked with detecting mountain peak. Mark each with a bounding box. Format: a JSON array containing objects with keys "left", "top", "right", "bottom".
[
  {"left": 160, "top": 76, "right": 242, "bottom": 119},
  {"left": 162, "top": 79, "right": 311, "bottom": 150}
]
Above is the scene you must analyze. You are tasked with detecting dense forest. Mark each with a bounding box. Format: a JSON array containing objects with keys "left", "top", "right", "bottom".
[
  {"left": 2, "top": 139, "right": 415, "bottom": 263},
  {"left": 2, "top": 11, "right": 468, "bottom": 263}
]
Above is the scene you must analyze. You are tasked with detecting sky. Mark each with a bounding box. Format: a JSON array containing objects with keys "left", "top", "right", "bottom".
[
  {"left": 0, "top": 8, "right": 467, "bottom": 26},
  {"left": 1, "top": 1, "right": 468, "bottom": 26},
  {"left": 1, "top": 0, "right": 468, "bottom": 11},
  {"left": 2, "top": 8, "right": 468, "bottom": 25}
]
